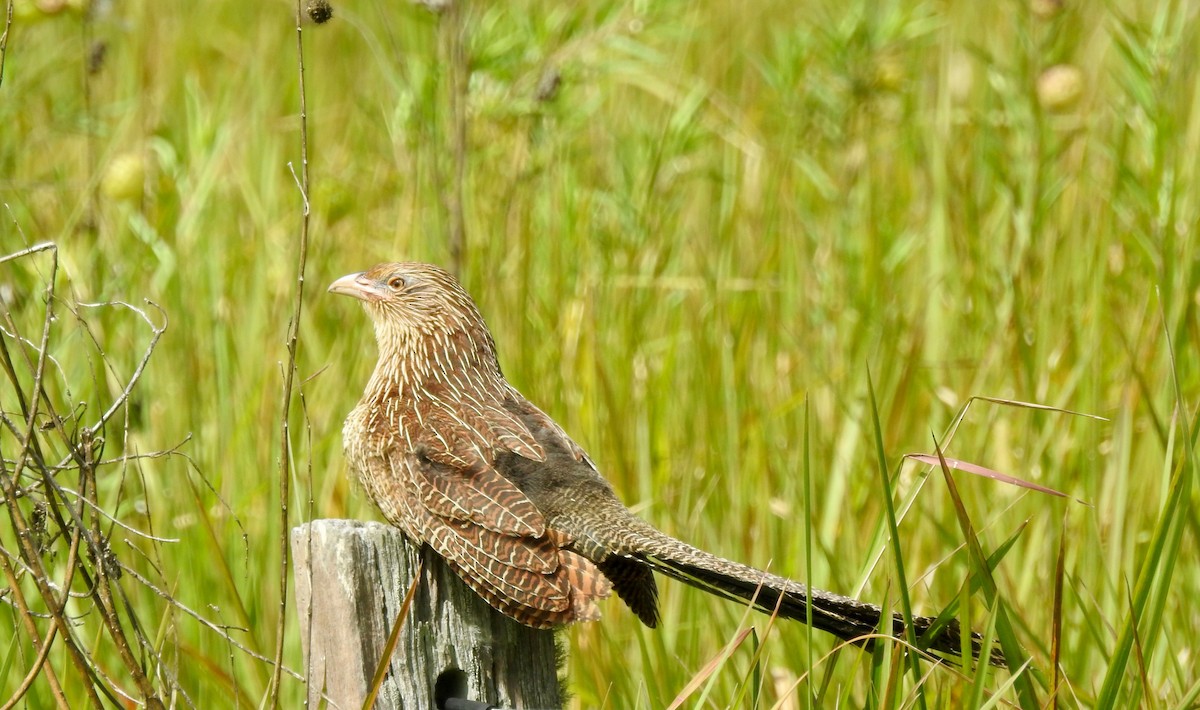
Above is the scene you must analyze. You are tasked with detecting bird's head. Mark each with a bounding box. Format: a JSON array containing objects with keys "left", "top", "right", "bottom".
[{"left": 328, "top": 262, "right": 497, "bottom": 360}]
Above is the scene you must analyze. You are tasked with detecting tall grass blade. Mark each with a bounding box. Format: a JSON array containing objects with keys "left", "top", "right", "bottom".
[
  {"left": 1050, "top": 517, "right": 1065, "bottom": 710},
  {"left": 802, "top": 395, "right": 814, "bottom": 710},
  {"left": 864, "top": 368, "right": 925, "bottom": 710},
  {"left": 1096, "top": 303, "right": 1196, "bottom": 707},
  {"left": 665, "top": 627, "right": 753, "bottom": 710},
  {"left": 931, "top": 436, "right": 1038, "bottom": 710},
  {"left": 362, "top": 559, "right": 424, "bottom": 710}
]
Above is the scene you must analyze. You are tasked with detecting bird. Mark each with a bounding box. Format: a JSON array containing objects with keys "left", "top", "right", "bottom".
[{"left": 329, "top": 261, "right": 1004, "bottom": 666}]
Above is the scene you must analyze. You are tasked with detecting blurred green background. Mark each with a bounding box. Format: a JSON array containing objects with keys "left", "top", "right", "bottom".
[{"left": 2, "top": 0, "right": 1198, "bottom": 706}]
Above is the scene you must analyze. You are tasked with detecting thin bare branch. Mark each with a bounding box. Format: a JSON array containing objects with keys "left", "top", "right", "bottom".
[
  {"left": 0, "top": 244, "right": 195, "bottom": 706},
  {"left": 74, "top": 299, "right": 168, "bottom": 435},
  {"left": 50, "top": 485, "right": 181, "bottom": 542},
  {"left": 117, "top": 564, "right": 306, "bottom": 681},
  {"left": 270, "top": 1, "right": 315, "bottom": 704},
  {"left": 0, "top": 0, "right": 12, "bottom": 90},
  {"left": 0, "top": 551, "right": 68, "bottom": 710},
  {"left": 0, "top": 241, "right": 57, "bottom": 266}
]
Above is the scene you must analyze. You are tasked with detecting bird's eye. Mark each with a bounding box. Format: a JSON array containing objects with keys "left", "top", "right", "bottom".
[{"left": 387, "top": 275, "right": 406, "bottom": 291}]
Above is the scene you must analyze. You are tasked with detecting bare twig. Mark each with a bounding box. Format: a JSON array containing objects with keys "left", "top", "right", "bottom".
[
  {"left": 52, "top": 485, "right": 180, "bottom": 542},
  {"left": 0, "top": 550, "right": 68, "bottom": 710},
  {"left": 0, "top": 0, "right": 12, "bottom": 90},
  {"left": 0, "top": 427, "right": 109, "bottom": 708},
  {"left": 0, "top": 243, "right": 198, "bottom": 707},
  {"left": 32, "top": 302, "right": 172, "bottom": 706},
  {"left": 74, "top": 300, "right": 168, "bottom": 436},
  {"left": 0, "top": 246, "right": 110, "bottom": 707},
  {"left": 2, "top": 240, "right": 285, "bottom": 707},
  {"left": 118, "top": 564, "right": 305, "bottom": 681},
  {"left": 269, "top": 2, "right": 314, "bottom": 704},
  {"left": 0, "top": 240, "right": 57, "bottom": 266},
  {"left": 80, "top": 434, "right": 166, "bottom": 710}
]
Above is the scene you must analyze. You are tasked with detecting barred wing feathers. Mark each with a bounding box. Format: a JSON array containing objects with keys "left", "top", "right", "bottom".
[{"left": 388, "top": 383, "right": 612, "bottom": 627}]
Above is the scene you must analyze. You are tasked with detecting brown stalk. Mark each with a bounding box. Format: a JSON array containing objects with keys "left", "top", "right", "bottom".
[
  {"left": 268, "top": 1, "right": 314, "bottom": 704},
  {"left": 0, "top": 461, "right": 90, "bottom": 710},
  {"left": 0, "top": 0, "right": 11, "bottom": 89},
  {"left": 0, "top": 450, "right": 105, "bottom": 707},
  {"left": 32, "top": 343, "right": 177, "bottom": 709},
  {"left": 80, "top": 434, "right": 166, "bottom": 710},
  {"left": 0, "top": 247, "right": 108, "bottom": 707},
  {"left": 0, "top": 552, "right": 66, "bottom": 710},
  {"left": 2, "top": 245, "right": 175, "bottom": 707},
  {"left": 117, "top": 563, "right": 305, "bottom": 681}
]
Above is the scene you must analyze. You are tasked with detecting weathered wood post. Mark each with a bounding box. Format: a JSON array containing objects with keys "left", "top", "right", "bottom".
[{"left": 292, "top": 519, "right": 562, "bottom": 709}]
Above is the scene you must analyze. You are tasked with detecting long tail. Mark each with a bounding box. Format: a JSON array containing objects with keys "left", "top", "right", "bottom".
[{"left": 629, "top": 529, "right": 1005, "bottom": 667}]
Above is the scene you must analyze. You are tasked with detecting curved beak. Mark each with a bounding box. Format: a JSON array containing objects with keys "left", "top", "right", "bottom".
[{"left": 328, "top": 272, "right": 388, "bottom": 303}]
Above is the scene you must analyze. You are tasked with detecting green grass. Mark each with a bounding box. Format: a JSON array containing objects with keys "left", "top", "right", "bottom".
[{"left": 2, "top": 0, "right": 1200, "bottom": 707}]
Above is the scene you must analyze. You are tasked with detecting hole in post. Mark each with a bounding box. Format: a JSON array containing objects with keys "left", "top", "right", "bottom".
[{"left": 433, "top": 667, "right": 469, "bottom": 709}]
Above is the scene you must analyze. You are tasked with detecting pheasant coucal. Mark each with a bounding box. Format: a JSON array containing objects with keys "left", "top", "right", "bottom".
[{"left": 329, "top": 262, "right": 1003, "bottom": 666}]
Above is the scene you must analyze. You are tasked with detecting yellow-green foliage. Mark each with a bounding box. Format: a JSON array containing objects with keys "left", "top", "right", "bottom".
[{"left": 1, "top": 0, "right": 1198, "bottom": 707}]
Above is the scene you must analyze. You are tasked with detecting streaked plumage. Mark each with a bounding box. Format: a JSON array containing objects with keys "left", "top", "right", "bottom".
[{"left": 330, "top": 262, "right": 1003, "bottom": 665}]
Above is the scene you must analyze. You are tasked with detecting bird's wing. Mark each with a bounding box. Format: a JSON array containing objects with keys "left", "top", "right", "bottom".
[
  {"left": 392, "top": 449, "right": 612, "bottom": 627},
  {"left": 406, "top": 389, "right": 549, "bottom": 535},
  {"left": 377, "top": 373, "right": 615, "bottom": 626}
]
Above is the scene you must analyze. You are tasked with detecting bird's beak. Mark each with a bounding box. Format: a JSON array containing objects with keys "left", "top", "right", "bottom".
[{"left": 328, "top": 272, "right": 388, "bottom": 303}]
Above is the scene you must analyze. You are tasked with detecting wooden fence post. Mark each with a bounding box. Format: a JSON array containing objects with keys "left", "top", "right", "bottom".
[{"left": 292, "top": 519, "right": 562, "bottom": 709}]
